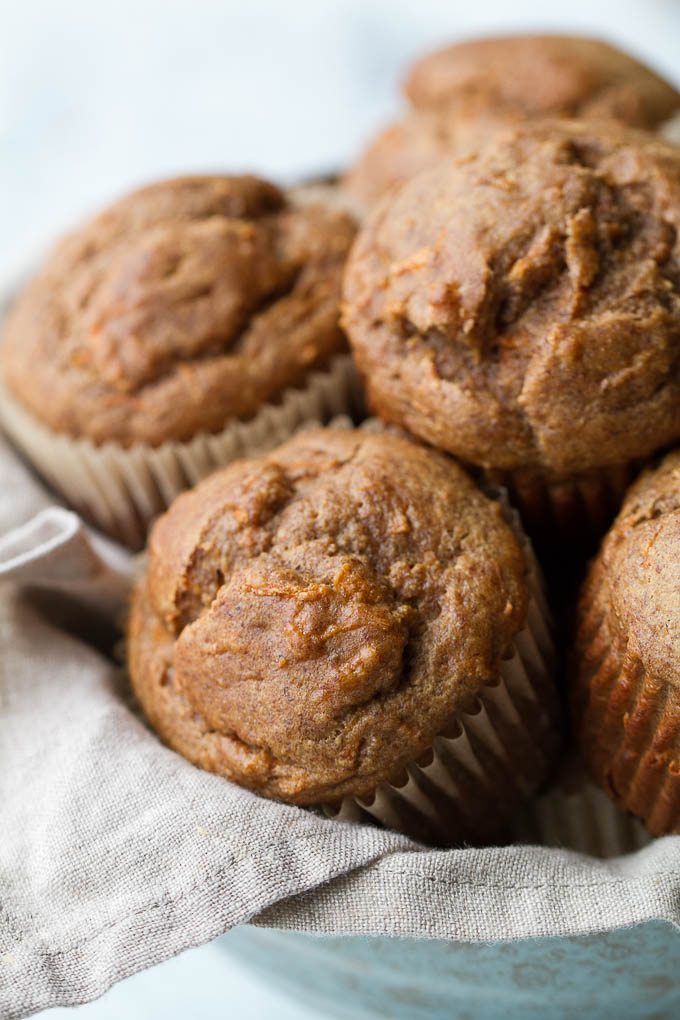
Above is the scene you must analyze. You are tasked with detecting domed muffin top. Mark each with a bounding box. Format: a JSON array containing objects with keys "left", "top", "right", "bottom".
[
  {"left": 343, "top": 120, "right": 680, "bottom": 476},
  {"left": 343, "top": 36, "right": 680, "bottom": 209},
  {"left": 405, "top": 35, "right": 680, "bottom": 128},
  {"left": 342, "top": 108, "right": 505, "bottom": 208},
  {"left": 128, "top": 428, "right": 529, "bottom": 803},
  {"left": 1, "top": 175, "right": 356, "bottom": 446}
]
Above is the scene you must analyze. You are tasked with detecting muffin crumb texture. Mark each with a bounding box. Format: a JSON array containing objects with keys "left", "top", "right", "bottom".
[
  {"left": 1, "top": 175, "right": 356, "bottom": 446},
  {"left": 128, "top": 428, "right": 532, "bottom": 806},
  {"left": 343, "top": 120, "right": 680, "bottom": 478},
  {"left": 344, "top": 35, "right": 680, "bottom": 206},
  {"left": 406, "top": 35, "right": 680, "bottom": 125}
]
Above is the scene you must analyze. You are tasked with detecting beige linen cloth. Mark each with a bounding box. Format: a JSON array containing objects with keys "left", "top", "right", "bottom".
[{"left": 2, "top": 434, "right": 680, "bottom": 1020}]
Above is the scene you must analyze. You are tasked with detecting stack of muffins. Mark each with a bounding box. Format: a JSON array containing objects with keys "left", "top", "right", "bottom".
[{"left": 4, "top": 33, "right": 680, "bottom": 847}]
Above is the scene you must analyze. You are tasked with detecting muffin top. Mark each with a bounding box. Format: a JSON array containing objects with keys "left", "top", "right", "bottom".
[
  {"left": 343, "top": 36, "right": 680, "bottom": 208},
  {"left": 405, "top": 35, "right": 680, "bottom": 128},
  {"left": 580, "top": 451, "right": 680, "bottom": 684},
  {"left": 343, "top": 109, "right": 504, "bottom": 209},
  {"left": 343, "top": 119, "right": 680, "bottom": 476},
  {"left": 128, "top": 428, "right": 529, "bottom": 804},
  {"left": 1, "top": 175, "right": 356, "bottom": 446}
]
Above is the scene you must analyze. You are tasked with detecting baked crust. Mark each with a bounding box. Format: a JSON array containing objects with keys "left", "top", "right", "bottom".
[
  {"left": 1, "top": 175, "right": 356, "bottom": 446},
  {"left": 344, "top": 35, "right": 680, "bottom": 206},
  {"left": 343, "top": 109, "right": 505, "bottom": 208},
  {"left": 406, "top": 35, "right": 680, "bottom": 125},
  {"left": 343, "top": 119, "right": 680, "bottom": 476},
  {"left": 127, "top": 428, "right": 530, "bottom": 804}
]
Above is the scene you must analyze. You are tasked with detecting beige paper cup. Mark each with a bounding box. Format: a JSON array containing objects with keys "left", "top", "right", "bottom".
[
  {"left": 289, "top": 181, "right": 365, "bottom": 223},
  {"left": 512, "top": 755, "right": 651, "bottom": 858},
  {"left": 483, "top": 462, "right": 636, "bottom": 551},
  {"left": 0, "top": 355, "right": 363, "bottom": 550},
  {"left": 323, "top": 468, "right": 561, "bottom": 848},
  {"left": 661, "top": 111, "right": 680, "bottom": 146},
  {"left": 572, "top": 574, "right": 680, "bottom": 839}
]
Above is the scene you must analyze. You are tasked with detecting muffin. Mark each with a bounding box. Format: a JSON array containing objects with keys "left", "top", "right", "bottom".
[
  {"left": 343, "top": 109, "right": 504, "bottom": 211},
  {"left": 343, "top": 118, "right": 680, "bottom": 548},
  {"left": 344, "top": 35, "right": 680, "bottom": 207},
  {"left": 405, "top": 34, "right": 680, "bottom": 122},
  {"left": 127, "top": 426, "right": 559, "bottom": 847},
  {"left": 0, "top": 175, "right": 358, "bottom": 547},
  {"left": 512, "top": 754, "right": 650, "bottom": 856},
  {"left": 572, "top": 450, "right": 680, "bottom": 836}
]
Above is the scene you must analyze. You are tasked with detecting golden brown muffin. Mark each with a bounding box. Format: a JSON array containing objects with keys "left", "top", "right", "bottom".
[
  {"left": 572, "top": 450, "right": 680, "bottom": 836},
  {"left": 343, "top": 119, "right": 680, "bottom": 546},
  {"left": 1, "top": 175, "right": 356, "bottom": 447},
  {"left": 406, "top": 35, "right": 680, "bottom": 124},
  {"left": 344, "top": 35, "right": 680, "bottom": 207},
  {"left": 343, "top": 109, "right": 505, "bottom": 209},
  {"left": 128, "top": 427, "right": 559, "bottom": 846}
]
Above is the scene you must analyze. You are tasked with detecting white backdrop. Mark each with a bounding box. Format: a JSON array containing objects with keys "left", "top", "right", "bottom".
[{"left": 1, "top": 0, "right": 680, "bottom": 285}]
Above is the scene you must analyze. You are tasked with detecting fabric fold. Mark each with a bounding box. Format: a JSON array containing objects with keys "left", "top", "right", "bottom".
[{"left": 0, "top": 506, "right": 131, "bottom": 619}]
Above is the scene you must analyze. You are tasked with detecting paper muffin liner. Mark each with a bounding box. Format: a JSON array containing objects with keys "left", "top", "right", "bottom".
[
  {"left": 289, "top": 180, "right": 365, "bottom": 223},
  {"left": 323, "top": 471, "right": 561, "bottom": 848},
  {"left": 483, "top": 462, "right": 637, "bottom": 552},
  {"left": 0, "top": 355, "right": 363, "bottom": 550},
  {"left": 573, "top": 583, "right": 680, "bottom": 838},
  {"left": 661, "top": 111, "right": 680, "bottom": 146},
  {"left": 512, "top": 754, "right": 651, "bottom": 857}
]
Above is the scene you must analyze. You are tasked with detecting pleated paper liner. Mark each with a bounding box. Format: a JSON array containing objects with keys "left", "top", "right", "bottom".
[
  {"left": 573, "top": 574, "right": 680, "bottom": 839},
  {"left": 0, "top": 355, "right": 363, "bottom": 550},
  {"left": 289, "top": 180, "right": 365, "bottom": 223},
  {"left": 512, "top": 755, "right": 651, "bottom": 858},
  {"left": 483, "top": 462, "right": 637, "bottom": 557},
  {"left": 323, "top": 449, "right": 561, "bottom": 848},
  {"left": 661, "top": 111, "right": 680, "bottom": 146}
]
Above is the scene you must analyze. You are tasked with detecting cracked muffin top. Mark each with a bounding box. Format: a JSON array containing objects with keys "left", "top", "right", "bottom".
[
  {"left": 405, "top": 35, "right": 680, "bottom": 127},
  {"left": 0, "top": 175, "right": 356, "bottom": 446},
  {"left": 343, "top": 35, "right": 680, "bottom": 208},
  {"left": 343, "top": 119, "right": 680, "bottom": 477},
  {"left": 127, "top": 428, "right": 529, "bottom": 804}
]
